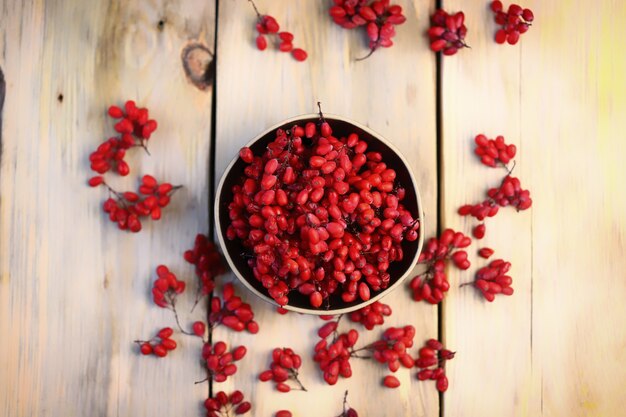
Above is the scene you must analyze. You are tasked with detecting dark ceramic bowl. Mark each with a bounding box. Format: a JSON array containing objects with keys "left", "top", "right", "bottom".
[{"left": 215, "top": 114, "right": 424, "bottom": 315}]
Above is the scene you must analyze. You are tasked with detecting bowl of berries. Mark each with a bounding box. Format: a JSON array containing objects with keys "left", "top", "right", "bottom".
[{"left": 215, "top": 110, "right": 424, "bottom": 314}]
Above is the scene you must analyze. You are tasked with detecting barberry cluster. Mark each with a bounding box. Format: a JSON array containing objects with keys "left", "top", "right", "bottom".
[
  {"left": 329, "top": 0, "right": 406, "bottom": 60},
  {"left": 348, "top": 300, "right": 392, "bottom": 330},
  {"left": 209, "top": 283, "right": 259, "bottom": 334},
  {"left": 204, "top": 391, "right": 251, "bottom": 417},
  {"left": 259, "top": 347, "right": 307, "bottom": 393},
  {"left": 371, "top": 325, "right": 416, "bottom": 387},
  {"left": 312, "top": 315, "right": 447, "bottom": 391},
  {"left": 409, "top": 229, "right": 472, "bottom": 304},
  {"left": 313, "top": 318, "right": 359, "bottom": 385},
  {"left": 151, "top": 265, "right": 186, "bottom": 308},
  {"left": 184, "top": 234, "right": 226, "bottom": 298},
  {"left": 468, "top": 258, "right": 513, "bottom": 301},
  {"left": 202, "top": 341, "right": 247, "bottom": 382},
  {"left": 474, "top": 134, "right": 517, "bottom": 168},
  {"left": 88, "top": 101, "right": 180, "bottom": 233},
  {"left": 491, "top": 1, "right": 534, "bottom": 45},
  {"left": 459, "top": 134, "right": 531, "bottom": 240},
  {"left": 226, "top": 107, "right": 420, "bottom": 309},
  {"left": 415, "top": 339, "right": 455, "bottom": 392},
  {"left": 428, "top": 9, "right": 468, "bottom": 55},
  {"left": 250, "top": 0, "right": 308, "bottom": 61},
  {"left": 136, "top": 327, "right": 177, "bottom": 358}
]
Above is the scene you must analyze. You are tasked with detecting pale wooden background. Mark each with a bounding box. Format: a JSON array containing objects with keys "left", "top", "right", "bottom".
[{"left": 1, "top": 1, "right": 624, "bottom": 416}]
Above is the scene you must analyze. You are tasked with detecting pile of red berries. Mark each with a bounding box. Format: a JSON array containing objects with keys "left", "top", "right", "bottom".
[
  {"left": 136, "top": 327, "right": 177, "bottom": 358},
  {"left": 348, "top": 300, "right": 392, "bottom": 330},
  {"left": 329, "top": 0, "right": 406, "bottom": 59},
  {"left": 471, "top": 258, "right": 513, "bottom": 301},
  {"left": 415, "top": 339, "right": 455, "bottom": 392},
  {"left": 184, "top": 234, "right": 226, "bottom": 297},
  {"left": 259, "top": 347, "right": 307, "bottom": 393},
  {"left": 204, "top": 391, "right": 251, "bottom": 417},
  {"left": 202, "top": 341, "right": 247, "bottom": 382},
  {"left": 474, "top": 134, "right": 517, "bottom": 168},
  {"left": 490, "top": 1, "right": 534, "bottom": 45},
  {"left": 151, "top": 265, "right": 186, "bottom": 308},
  {"left": 250, "top": 0, "right": 307, "bottom": 61},
  {"left": 428, "top": 9, "right": 468, "bottom": 55},
  {"left": 209, "top": 283, "right": 259, "bottom": 334},
  {"left": 226, "top": 110, "right": 419, "bottom": 309},
  {"left": 409, "top": 229, "right": 471, "bottom": 304},
  {"left": 371, "top": 325, "right": 416, "bottom": 387}
]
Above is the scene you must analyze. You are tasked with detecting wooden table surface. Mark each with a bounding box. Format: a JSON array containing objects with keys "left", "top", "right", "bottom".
[{"left": 1, "top": 1, "right": 625, "bottom": 416}]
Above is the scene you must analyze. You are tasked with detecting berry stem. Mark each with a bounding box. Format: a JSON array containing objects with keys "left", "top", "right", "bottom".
[
  {"left": 288, "top": 368, "right": 308, "bottom": 392},
  {"left": 194, "top": 376, "right": 210, "bottom": 385},
  {"left": 355, "top": 46, "right": 377, "bottom": 61},
  {"left": 317, "top": 101, "right": 326, "bottom": 123},
  {"left": 248, "top": 0, "right": 262, "bottom": 19},
  {"left": 169, "top": 297, "right": 195, "bottom": 337}
]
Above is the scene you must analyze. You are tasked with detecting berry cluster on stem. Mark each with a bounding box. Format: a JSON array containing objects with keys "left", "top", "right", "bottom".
[
  {"left": 409, "top": 229, "right": 472, "bottom": 304},
  {"left": 491, "top": 1, "right": 534, "bottom": 45},
  {"left": 329, "top": 0, "right": 406, "bottom": 60},
  {"left": 88, "top": 100, "right": 180, "bottom": 233},
  {"left": 259, "top": 347, "right": 307, "bottom": 393},
  {"left": 250, "top": 0, "right": 308, "bottom": 61},
  {"left": 204, "top": 391, "right": 251, "bottom": 417},
  {"left": 428, "top": 9, "right": 469, "bottom": 55},
  {"left": 415, "top": 339, "right": 455, "bottom": 392}
]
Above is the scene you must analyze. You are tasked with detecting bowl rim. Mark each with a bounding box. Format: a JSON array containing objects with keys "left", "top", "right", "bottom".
[{"left": 215, "top": 113, "right": 425, "bottom": 315}]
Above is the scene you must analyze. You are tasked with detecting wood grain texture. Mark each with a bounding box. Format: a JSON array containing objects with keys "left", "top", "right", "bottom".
[
  {"left": 213, "top": 1, "right": 438, "bottom": 416},
  {"left": 441, "top": 1, "right": 626, "bottom": 416},
  {"left": 0, "top": 0, "right": 215, "bottom": 416}
]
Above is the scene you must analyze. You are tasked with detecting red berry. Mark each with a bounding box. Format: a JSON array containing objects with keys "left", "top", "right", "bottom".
[
  {"left": 256, "top": 35, "right": 268, "bottom": 51},
  {"left": 192, "top": 321, "right": 206, "bottom": 337},
  {"left": 88, "top": 176, "right": 104, "bottom": 187},
  {"left": 140, "top": 343, "right": 153, "bottom": 355},
  {"left": 292, "top": 48, "right": 308, "bottom": 61},
  {"left": 383, "top": 375, "right": 401, "bottom": 388}
]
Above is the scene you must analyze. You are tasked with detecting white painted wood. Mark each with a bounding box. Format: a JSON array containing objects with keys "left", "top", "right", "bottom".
[
  {"left": 0, "top": 1, "right": 215, "bottom": 416},
  {"left": 441, "top": 1, "right": 626, "bottom": 416},
  {"left": 214, "top": 1, "right": 438, "bottom": 416}
]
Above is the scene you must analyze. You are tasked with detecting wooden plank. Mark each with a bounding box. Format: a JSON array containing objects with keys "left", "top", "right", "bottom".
[
  {"left": 214, "top": 1, "right": 438, "bottom": 416},
  {"left": 0, "top": 1, "right": 215, "bottom": 415},
  {"left": 441, "top": 1, "right": 626, "bottom": 416}
]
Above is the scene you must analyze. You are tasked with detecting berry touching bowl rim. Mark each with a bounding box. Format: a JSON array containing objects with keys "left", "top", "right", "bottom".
[{"left": 215, "top": 113, "right": 425, "bottom": 315}]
